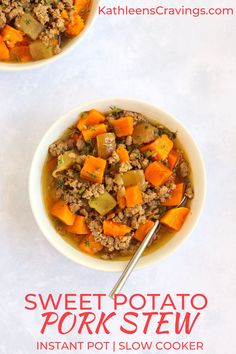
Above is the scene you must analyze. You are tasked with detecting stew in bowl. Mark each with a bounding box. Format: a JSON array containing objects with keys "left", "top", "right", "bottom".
[
  {"left": 0, "top": 0, "right": 92, "bottom": 63},
  {"left": 42, "top": 106, "right": 194, "bottom": 260}
]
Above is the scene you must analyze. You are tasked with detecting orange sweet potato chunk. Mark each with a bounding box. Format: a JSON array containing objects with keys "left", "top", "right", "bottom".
[
  {"left": 81, "top": 123, "right": 107, "bottom": 141},
  {"left": 134, "top": 220, "right": 155, "bottom": 242},
  {"left": 168, "top": 149, "right": 181, "bottom": 170},
  {"left": 116, "top": 145, "right": 130, "bottom": 162},
  {"left": 160, "top": 207, "right": 190, "bottom": 231},
  {"left": 51, "top": 200, "right": 75, "bottom": 225},
  {"left": 140, "top": 134, "right": 173, "bottom": 161},
  {"left": 144, "top": 161, "right": 172, "bottom": 187},
  {"left": 103, "top": 220, "right": 131, "bottom": 237},
  {"left": 80, "top": 155, "right": 106, "bottom": 183},
  {"left": 74, "top": 0, "right": 91, "bottom": 14},
  {"left": 66, "top": 14, "right": 85, "bottom": 36},
  {"left": 10, "top": 45, "right": 32, "bottom": 62},
  {"left": 1, "top": 25, "right": 23, "bottom": 48},
  {"left": 125, "top": 185, "right": 143, "bottom": 208},
  {"left": 0, "top": 36, "right": 9, "bottom": 60},
  {"left": 77, "top": 109, "right": 106, "bottom": 131},
  {"left": 111, "top": 116, "right": 134, "bottom": 137},
  {"left": 66, "top": 215, "right": 89, "bottom": 234}
]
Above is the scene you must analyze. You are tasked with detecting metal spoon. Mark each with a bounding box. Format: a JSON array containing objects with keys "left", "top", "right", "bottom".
[{"left": 109, "top": 196, "right": 187, "bottom": 298}]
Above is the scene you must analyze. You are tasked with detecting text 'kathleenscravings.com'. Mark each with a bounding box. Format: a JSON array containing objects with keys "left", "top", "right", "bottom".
[{"left": 98, "top": 0, "right": 234, "bottom": 17}]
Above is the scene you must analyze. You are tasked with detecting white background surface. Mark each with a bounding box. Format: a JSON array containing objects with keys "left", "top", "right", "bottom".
[{"left": 0, "top": 0, "right": 236, "bottom": 353}]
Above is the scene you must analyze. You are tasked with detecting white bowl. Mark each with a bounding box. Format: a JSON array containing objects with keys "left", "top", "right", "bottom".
[
  {"left": 0, "top": 1, "right": 99, "bottom": 71},
  {"left": 29, "top": 98, "right": 206, "bottom": 272}
]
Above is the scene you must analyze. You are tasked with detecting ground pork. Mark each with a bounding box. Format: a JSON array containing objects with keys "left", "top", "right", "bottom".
[
  {"left": 119, "top": 161, "right": 132, "bottom": 173},
  {"left": 141, "top": 158, "right": 149, "bottom": 169},
  {"left": 79, "top": 208, "right": 89, "bottom": 217},
  {"left": 0, "top": 11, "right": 6, "bottom": 28},
  {"left": 82, "top": 183, "right": 105, "bottom": 199},
  {"left": 124, "top": 205, "right": 145, "bottom": 217},
  {"left": 157, "top": 185, "right": 171, "bottom": 200},
  {"left": 54, "top": 44, "right": 62, "bottom": 55},
  {"left": 144, "top": 202, "right": 161, "bottom": 220},
  {"left": 179, "top": 161, "right": 189, "bottom": 178},
  {"left": 8, "top": 6, "right": 23, "bottom": 21},
  {"left": 76, "top": 136, "right": 86, "bottom": 152},
  {"left": 112, "top": 210, "right": 126, "bottom": 223},
  {"left": 125, "top": 136, "right": 133, "bottom": 146},
  {"left": 75, "top": 155, "right": 86, "bottom": 165},
  {"left": 130, "top": 214, "right": 146, "bottom": 229},
  {"left": 88, "top": 219, "right": 103, "bottom": 235},
  {"left": 113, "top": 173, "right": 124, "bottom": 186},
  {"left": 105, "top": 176, "right": 114, "bottom": 192},
  {"left": 108, "top": 150, "right": 120, "bottom": 164},
  {"left": 49, "top": 138, "right": 74, "bottom": 157},
  {"left": 143, "top": 189, "right": 158, "bottom": 203},
  {"left": 56, "top": 188, "right": 82, "bottom": 213},
  {"left": 118, "top": 240, "right": 140, "bottom": 257},
  {"left": 96, "top": 233, "right": 132, "bottom": 252},
  {"left": 62, "top": 169, "right": 85, "bottom": 189},
  {"left": 54, "top": 168, "right": 90, "bottom": 212},
  {"left": 129, "top": 149, "right": 143, "bottom": 168},
  {"left": 33, "top": 4, "right": 49, "bottom": 25},
  {"left": 185, "top": 184, "right": 194, "bottom": 199},
  {"left": 100, "top": 253, "right": 114, "bottom": 260}
]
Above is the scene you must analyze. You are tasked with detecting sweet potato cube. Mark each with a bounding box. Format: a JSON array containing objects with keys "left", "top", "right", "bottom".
[
  {"left": 81, "top": 123, "right": 107, "bottom": 141},
  {"left": 144, "top": 161, "right": 172, "bottom": 186},
  {"left": 74, "top": 0, "right": 92, "bottom": 14},
  {"left": 134, "top": 220, "right": 155, "bottom": 241},
  {"left": 1, "top": 25, "right": 23, "bottom": 48},
  {"left": 168, "top": 149, "right": 181, "bottom": 170},
  {"left": 116, "top": 145, "right": 129, "bottom": 162},
  {"left": 66, "top": 14, "right": 85, "bottom": 36},
  {"left": 66, "top": 215, "right": 89, "bottom": 234},
  {"left": 140, "top": 134, "right": 173, "bottom": 161},
  {"left": 80, "top": 155, "right": 106, "bottom": 183},
  {"left": 77, "top": 109, "right": 105, "bottom": 131},
  {"left": 10, "top": 45, "right": 32, "bottom": 62},
  {"left": 125, "top": 185, "right": 143, "bottom": 208},
  {"left": 0, "top": 36, "right": 10, "bottom": 60},
  {"left": 51, "top": 200, "right": 75, "bottom": 225},
  {"left": 103, "top": 220, "right": 131, "bottom": 237},
  {"left": 160, "top": 207, "right": 190, "bottom": 231},
  {"left": 87, "top": 109, "right": 105, "bottom": 123},
  {"left": 111, "top": 116, "right": 134, "bottom": 137}
]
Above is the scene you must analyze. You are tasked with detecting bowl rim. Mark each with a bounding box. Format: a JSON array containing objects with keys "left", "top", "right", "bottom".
[
  {"left": 0, "top": 0, "right": 100, "bottom": 71},
  {"left": 29, "top": 97, "right": 207, "bottom": 272}
]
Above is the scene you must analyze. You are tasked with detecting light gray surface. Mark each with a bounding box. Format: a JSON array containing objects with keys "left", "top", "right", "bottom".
[{"left": 0, "top": 1, "right": 236, "bottom": 353}]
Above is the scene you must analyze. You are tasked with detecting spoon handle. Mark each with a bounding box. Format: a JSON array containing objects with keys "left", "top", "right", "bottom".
[{"left": 109, "top": 220, "right": 160, "bottom": 298}]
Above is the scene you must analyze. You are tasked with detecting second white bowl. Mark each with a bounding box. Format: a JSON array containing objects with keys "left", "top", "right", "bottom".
[{"left": 0, "top": 0, "right": 100, "bottom": 71}]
